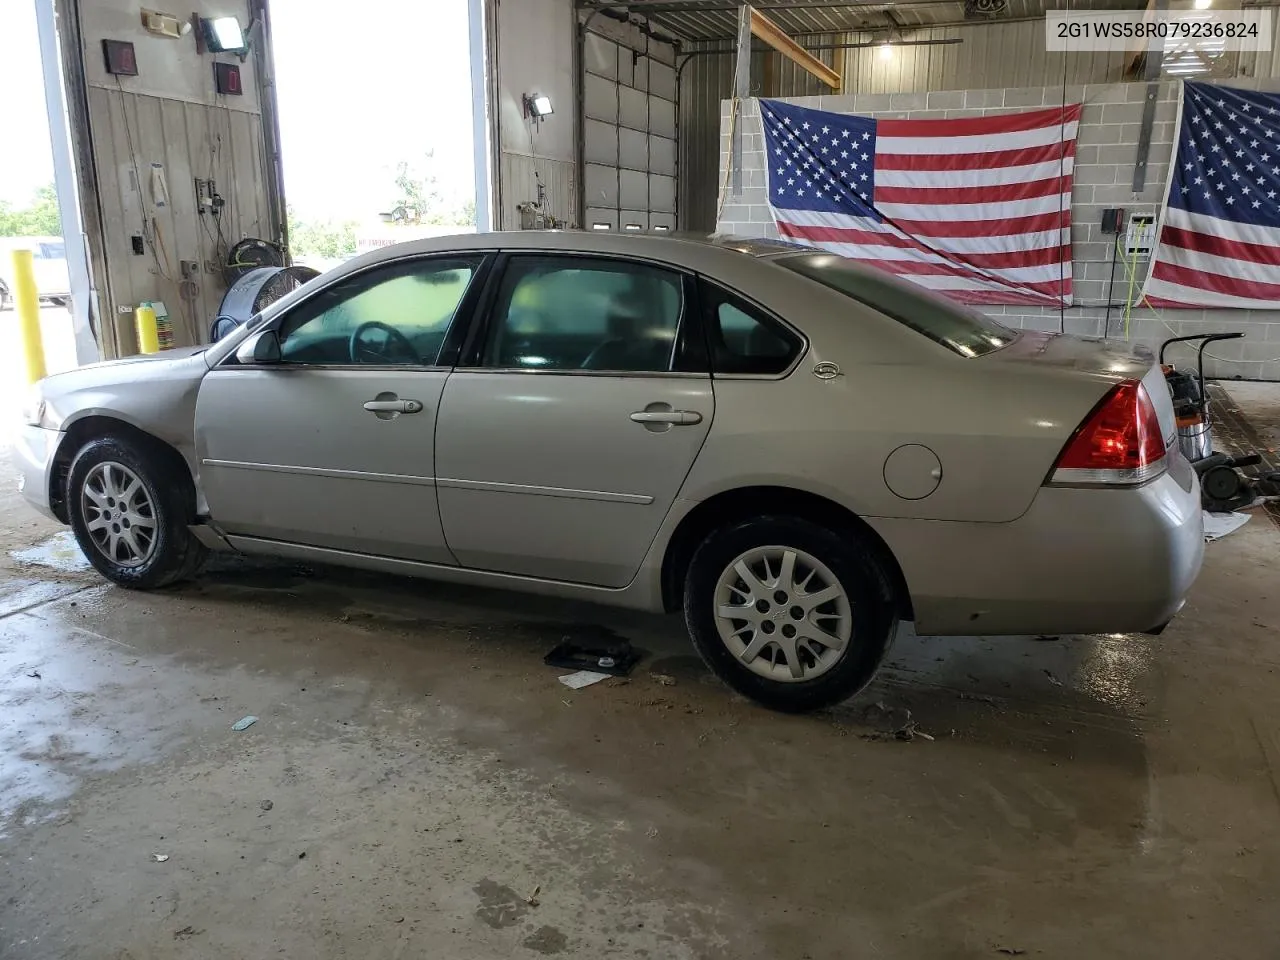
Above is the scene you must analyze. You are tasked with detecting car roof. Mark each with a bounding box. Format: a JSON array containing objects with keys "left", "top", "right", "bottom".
[{"left": 339, "top": 229, "right": 813, "bottom": 267}]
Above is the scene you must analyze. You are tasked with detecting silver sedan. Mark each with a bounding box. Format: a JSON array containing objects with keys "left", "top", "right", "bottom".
[{"left": 13, "top": 232, "right": 1204, "bottom": 711}]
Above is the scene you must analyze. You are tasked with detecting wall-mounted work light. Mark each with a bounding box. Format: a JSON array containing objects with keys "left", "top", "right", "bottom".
[
  {"left": 199, "top": 16, "right": 247, "bottom": 54},
  {"left": 523, "top": 93, "right": 554, "bottom": 119}
]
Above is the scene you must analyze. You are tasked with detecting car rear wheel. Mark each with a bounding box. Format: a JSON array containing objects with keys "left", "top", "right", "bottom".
[
  {"left": 67, "top": 436, "right": 207, "bottom": 589},
  {"left": 683, "top": 516, "right": 897, "bottom": 712}
]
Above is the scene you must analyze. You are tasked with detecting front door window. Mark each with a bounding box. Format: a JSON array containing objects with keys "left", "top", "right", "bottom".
[{"left": 276, "top": 257, "right": 482, "bottom": 366}]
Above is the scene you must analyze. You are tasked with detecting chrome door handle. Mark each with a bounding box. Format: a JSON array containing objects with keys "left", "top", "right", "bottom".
[
  {"left": 630, "top": 409, "right": 702, "bottom": 426},
  {"left": 364, "top": 399, "right": 423, "bottom": 414}
]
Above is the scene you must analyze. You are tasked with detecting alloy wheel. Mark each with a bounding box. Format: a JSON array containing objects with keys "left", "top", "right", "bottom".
[
  {"left": 712, "top": 545, "right": 853, "bottom": 683},
  {"left": 80, "top": 462, "right": 158, "bottom": 568}
]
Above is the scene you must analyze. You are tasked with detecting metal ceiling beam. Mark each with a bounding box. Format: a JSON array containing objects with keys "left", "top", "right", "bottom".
[
  {"left": 682, "top": 35, "right": 960, "bottom": 58},
  {"left": 748, "top": 5, "right": 842, "bottom": 88},
  {"left": 674, "top": 34, "right": 962, "bottom": 82}
]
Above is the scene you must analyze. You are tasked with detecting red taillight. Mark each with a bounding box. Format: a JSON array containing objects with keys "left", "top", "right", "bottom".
[{"left": 1049, "top": 380, "right": 1167, "bottom": 485}]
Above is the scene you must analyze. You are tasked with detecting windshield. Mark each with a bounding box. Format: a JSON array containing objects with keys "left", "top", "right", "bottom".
[{"left": 778, "top": 253, "right": 1018, "bottom": 358}]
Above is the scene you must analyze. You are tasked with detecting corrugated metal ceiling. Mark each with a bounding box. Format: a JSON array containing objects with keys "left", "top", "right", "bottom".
[{"left": 580, "top": 0, "right": 1146, "bottom": 42}]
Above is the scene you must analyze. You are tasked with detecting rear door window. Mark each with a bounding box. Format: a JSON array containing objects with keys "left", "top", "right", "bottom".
[{"left": 477, "top": 255, "right": 700, "bottom": 373}]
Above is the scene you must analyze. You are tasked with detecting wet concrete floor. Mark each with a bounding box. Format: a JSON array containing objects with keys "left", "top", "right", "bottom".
[{"left": 1, "top": 441, "right": 1279, "bottom": 958}]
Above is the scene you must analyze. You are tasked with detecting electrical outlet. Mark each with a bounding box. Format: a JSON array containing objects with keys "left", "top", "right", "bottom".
[
  {"left": 204, "top": 260, "right": 217, "bottom": 274},
  {"left": 180, "top": 259, "right": 200, "bottom": 279},
  {"left": 194, "top": 177, "right": 215, "bottom": 214}
]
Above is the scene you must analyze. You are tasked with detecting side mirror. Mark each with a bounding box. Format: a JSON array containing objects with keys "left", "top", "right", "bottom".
[{"left": 235, "top": 329, "right": 282, "bottom": 364}]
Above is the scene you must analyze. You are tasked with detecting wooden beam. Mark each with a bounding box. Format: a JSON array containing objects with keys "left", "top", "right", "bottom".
[{"left": 747, "top": 5, "right": 841, "bottom": 91}]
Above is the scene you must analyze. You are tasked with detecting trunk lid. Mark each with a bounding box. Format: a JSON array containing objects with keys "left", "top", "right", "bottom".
[{"left": 989, "top": 331, "right": 1178, "bottom": 450}]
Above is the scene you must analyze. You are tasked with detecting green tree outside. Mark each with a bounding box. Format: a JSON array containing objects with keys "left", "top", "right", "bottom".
[
  {"left": 0, "top": 184, "right": 61, "bottom": 237},
  {"left": 287, "top": 205, "right": 358, "bottom": 260}
]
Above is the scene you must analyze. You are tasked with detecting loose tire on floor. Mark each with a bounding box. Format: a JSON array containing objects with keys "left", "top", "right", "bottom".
[
  {"left": 67, "top": 435, "right": 207, "bottom": 589},
  {"left": 683, "top": 515, "right": 898, "bottom": 713}
]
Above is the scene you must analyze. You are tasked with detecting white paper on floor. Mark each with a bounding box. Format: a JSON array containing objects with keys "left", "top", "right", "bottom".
[
  {"left": 1203, "top": 510, "right": 1251, "bottom": 542},
  {"left": 558, "top": 670, "right": 611, "bottom": 690}
]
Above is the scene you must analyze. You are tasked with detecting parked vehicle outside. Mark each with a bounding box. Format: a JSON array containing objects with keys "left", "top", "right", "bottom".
[
  {"left": 11, "top": 231, "right": 1204, "bottom": 711},
  {"left": 0, "top": 236, "right": 71, "bottom": 309}
]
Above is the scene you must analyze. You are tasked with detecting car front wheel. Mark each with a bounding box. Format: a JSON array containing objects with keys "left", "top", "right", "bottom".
[
  {"left": 683, "top": 516, "right": 898, "bottom": 713},
  {"left": 67, "top": 436, "right": 207, "bottom": 589}
]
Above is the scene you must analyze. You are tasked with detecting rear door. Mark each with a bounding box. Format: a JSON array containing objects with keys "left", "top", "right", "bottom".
[{"left": 433, "top": 253, "right": 712, "bottom": 587}]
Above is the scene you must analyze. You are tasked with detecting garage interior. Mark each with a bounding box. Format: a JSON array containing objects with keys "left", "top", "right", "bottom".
[{"left": 5, "top": 0, "right": 1280, "bottom": 957}]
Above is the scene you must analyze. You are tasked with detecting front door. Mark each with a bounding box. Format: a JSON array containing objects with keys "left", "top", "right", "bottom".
[
  {"left": 195, "top": 254, "right": 488, "bottom": 563},
  {"left": 434, "top": 254, "right": 713, "bottom": 588}
]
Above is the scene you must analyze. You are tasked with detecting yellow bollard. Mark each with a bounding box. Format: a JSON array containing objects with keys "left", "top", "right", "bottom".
[
  {"left": 135, "top": 305, "right": 160, "bottom": 355},
  {"left": 9, "top": 249, "right": 47, "bottom": 385}
]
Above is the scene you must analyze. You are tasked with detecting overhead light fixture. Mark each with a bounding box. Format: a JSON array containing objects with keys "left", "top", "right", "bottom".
[
  {"left": 200, "top": 15, "right": 246, "bottom": 53},
  {"left": 592, "top": 222, "right": 611, "bottom": 231},
  {"left": 652, "top": 224, "right": 670, "bottom": 232},
  {"left": 623, "top": 223, "right": 643, "bottom": 232},
  {"left": 879, "top": 40, "right": 894, "bottom": 61},
  {"left": 523, "top": 93, "right": 554, "bottom": 119},
  {"left": 1194, "top": 0, "right": 1212, "bottom": 8}
]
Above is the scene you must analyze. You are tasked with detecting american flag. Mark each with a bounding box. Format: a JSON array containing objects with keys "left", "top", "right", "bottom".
[
  {"left": 1142, "top": 81, "right": 1280, "bottom": 308},
  {"left": 759, "top": 98, "right": 1080, "bottom": 306}
]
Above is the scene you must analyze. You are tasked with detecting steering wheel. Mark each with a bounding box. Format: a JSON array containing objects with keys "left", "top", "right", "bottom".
[
  {"left": 349, "top": 321, "right": 417, "bottom": 364},
  {"left": 580, "top": 339, "right": 627, "bottom": 370}
]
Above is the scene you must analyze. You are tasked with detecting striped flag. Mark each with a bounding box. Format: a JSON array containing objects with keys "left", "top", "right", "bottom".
[
  {"left": 1142, "top": 81, "right": 1280, "bottom": 308},
  {"left": 759, "top": 98, "right": 1080, "bottom": 306}
]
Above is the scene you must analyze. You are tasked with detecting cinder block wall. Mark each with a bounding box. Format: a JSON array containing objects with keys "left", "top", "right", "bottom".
[{"left": 716, "top": 79, "right": 1280, "bottom": 381}]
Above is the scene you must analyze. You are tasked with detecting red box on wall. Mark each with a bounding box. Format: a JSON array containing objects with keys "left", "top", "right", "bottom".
[
  {"left": 214, "top": 62, "right": 242, "bottom": 96},
  {"left": 103, "top": 39, "right": 138, "bottom": 76}
]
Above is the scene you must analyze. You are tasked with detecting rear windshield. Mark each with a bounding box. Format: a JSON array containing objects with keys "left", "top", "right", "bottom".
[{"left": 777, "top": 253, "right": 1018, "bottom": 357}]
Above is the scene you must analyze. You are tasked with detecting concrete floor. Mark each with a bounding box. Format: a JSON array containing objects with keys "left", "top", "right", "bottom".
[{"left": 1, "top": 388, "right": 1279, "bottom": 959}]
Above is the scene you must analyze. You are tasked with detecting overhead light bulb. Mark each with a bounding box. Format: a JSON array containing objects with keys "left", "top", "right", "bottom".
[
  {"left": 880, "top": 40, "right": 893, "bottom": 60},
  {"left": 1194, "top": 0, "right": 1212, "bottom": 8}
]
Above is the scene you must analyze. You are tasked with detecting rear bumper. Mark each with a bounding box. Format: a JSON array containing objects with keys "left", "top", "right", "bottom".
[
  {"left": 872, "top": 454, "right": 1204, "bottom": 636},
  {"left": 11, "top": 425, "right": 63, "bottom": 521}
]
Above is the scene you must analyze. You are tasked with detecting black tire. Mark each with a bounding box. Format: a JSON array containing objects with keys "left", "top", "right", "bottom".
[
  {"left": 683, "top": 515, "right": 898, "bottom": 713},
  {"left": 67, "top": 435, "right": 208, "bottom": 589}
]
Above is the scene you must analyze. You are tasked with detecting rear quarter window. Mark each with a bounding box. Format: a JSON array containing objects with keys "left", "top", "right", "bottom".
[
  {"left": 699, "top": 281, "right": 803, "bottom": 376},
  {"left": 778, "top": 253, "right": 1018, "bottom": 358}
]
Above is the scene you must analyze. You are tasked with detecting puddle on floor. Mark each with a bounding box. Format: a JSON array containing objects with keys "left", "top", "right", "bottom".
[{"left": 11, "top": 531, "right": 90, "bottom": 573}]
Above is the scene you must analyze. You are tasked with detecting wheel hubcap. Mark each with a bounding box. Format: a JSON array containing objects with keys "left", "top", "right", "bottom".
[
  {"left": 81, "top": 462, "right": 157, "bottom": 568},
  {"left": 713, "top": 545, "right": 853, "bottom": 683}
]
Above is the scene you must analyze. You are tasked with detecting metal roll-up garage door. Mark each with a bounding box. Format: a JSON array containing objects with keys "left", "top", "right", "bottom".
[{"left": 582, "top": 28, "right": 677, "bottom": 232}]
